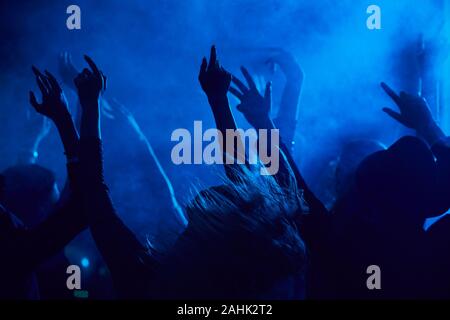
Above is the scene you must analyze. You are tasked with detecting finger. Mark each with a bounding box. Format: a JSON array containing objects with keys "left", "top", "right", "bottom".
[
  {"left": 29, "top": 91, "right": 41, "bottom": 110},
  {"left": 111, "top": 98, "right": 128, "bottom": 115},
  {"left": 44, "top": 70, "right": 62, "bottom": 92},
  {"left": 382, "top": 108, "right": 407, "bottom": 126},
  {"left": 208, "top": 45, "right": 217, "bottom": 69},
  {"left": 32, "top": 66, "right": 52, "bottom": 92},
  {"left": 101, "top": 72, "right": 107, "bottom": 90},
  {"left": 102, "top": 99, "right": 113, "bottom": 112},
  {"left": 101, "top": 105, "right": 115, "bottom": 119},
  {"left": 229, "top": 87, "right": 243, "bottom": 100},
  {"left": 32, "top": 65, "right": 44, "bottom": 78},
  {"left": 62, "top": 52, "right": 69, "bottom": 67},
  {"left": 32, "top": 66, "right": 50, "bottom": 86},
  {"left": 41, "top": 75, "right": 52, "bottom": 92},
  {"left": 32, "top": 66, "right": 44, "bottom": 83},
  {"left": 109, "top": 98, "right": 120, "bottom": 108},
  {"left": 199, "top": 57, "right": 207, "bottom": 78},
  {"left": 34, "top": 74, "right": 49, "bottom": 95},
  {"left": 264, "top": 81, "right": 272, "bottom": 104},
  {"left": 64, "top": 52, "right": 74, "bottom": 68},
  {"left": 381, "top": 82, "right": 401, "bottom": 106},
  {"left": 67, "top": 52, "right": 74, "bottom": 67},
  {"left": 240, "top": 66, "right": 257, "bottom": 90},
  {"left": 84, "top": 55, "right": 101, "bottom": 76},
  {"left": 60, "top": 53, "right": 68, "bottom": 71},
  {"left": 113, "top": 99, "right": 131, "bottom": 116},
  {"left": 231, "top": 75, "right": 248, "bottom": 93}
]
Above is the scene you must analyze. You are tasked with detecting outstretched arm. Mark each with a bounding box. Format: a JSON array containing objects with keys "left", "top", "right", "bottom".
[
  {"left": 229, "top": 67, "right": 327, "bottom": 216},
  {"left": 30, "top": 67, "right": 79, "bottom": 158},
  {"left": 75, "top": 56, "right": 154, "bottom": 298},
  {"left": 108, "top": 99, "right": 187, "bottom": 227},
  {"left": 4, "top": 67, "right": 86, "bottom": 271},
  {"left": 58, "top": 52, "right": 114, "bottom": 131},
  {"left": 62, "top": 51, "right": 187, "bottom": 227},
  {"left": 381, "top": 82, "right": 445, "bottom": 146},
  {"left": 381, "top": 82, "right": 450, "bottom": 211},
  {"left": 269, "top": 50, "right": 304, "bottom": 152},
  {"left": 199, "top": 46, "right": 249, "bottom": 181}
]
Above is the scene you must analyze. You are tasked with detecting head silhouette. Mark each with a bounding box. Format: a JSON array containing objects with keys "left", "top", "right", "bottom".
[
  {"left": 356, "top": 136, "right": 438, "bottom": 229},
  {"left": 157, "top": 168, "right": 306, "bottom": 299},
  {"left": 335, "top": 139, "right": 386, "bottom": 198},
  {"left": 1, "top": 164, "right": 59, "bottom": 227}
]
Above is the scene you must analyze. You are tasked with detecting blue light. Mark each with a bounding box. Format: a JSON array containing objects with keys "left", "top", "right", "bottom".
[{"left": 81, "top": 257, "right": 90, "bottom": 268}]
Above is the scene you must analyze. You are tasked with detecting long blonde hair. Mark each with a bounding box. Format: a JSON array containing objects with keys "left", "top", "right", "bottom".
[{"left": 153, "top": 165, "right": 307, "bottom": 298}]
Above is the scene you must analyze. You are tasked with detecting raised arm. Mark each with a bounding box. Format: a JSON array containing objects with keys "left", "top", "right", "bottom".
[
  {"left": 229, "top": 67, "right": 327, "bottom": 216},
  {"left": 75, "top": 56, "right": 154, "bottom": 298},
  {"left": 58, "top": 52, "right": 114, "bottom": 131},
  {"left": 30, "top": 67, "right": 79, "bottom": 159},
  {"left": 269, "top": 49, "right": 304, "bottom": 152},
  {"left": 3, "top": 67, "right": 87, "bottom": 271},
  {"left": 108, "top": 99, "right": 187, "bottom": 227},
  {"left": 381, "top": 82, "right": 445, "bottom": 146},
  {"left": 199, "top": 46, "right": 249, "bottom": 181},
  {"left": 381, "top": 82, "right": 450, "bottom": 211}
]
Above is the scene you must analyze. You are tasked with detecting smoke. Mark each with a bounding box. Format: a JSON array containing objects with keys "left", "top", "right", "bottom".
[{"left": 0, "top": 0, "right": 448, "bottom": 231}]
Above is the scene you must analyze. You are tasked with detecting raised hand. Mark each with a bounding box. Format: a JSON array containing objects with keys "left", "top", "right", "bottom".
[
  {"left": 74, "top": 55, "right": 107, "bottom": 108},
  {"left": 30, "top": 66, "right": 70, "bottom": 123},
  {"left": 108, "top": 98, "right": 132, "bottom": 118},
  {"left": 108, "top": 99, "right": 140, "bottom": 132},
  {"left": 266, "top": 49, "right": 303, "bottom": 81},
  {"left": 229, "top": 66, "right": 272, "bottom": 129},
  {"left": 381, "top": 82, "right": 434, "bottom": 130},
  {"left": 198, "top": 46, "right": 250, "bottom": 179},
  {"left": 58, "top": 52, "right": 79, "bottom": 90},
  {"left": 198, "top": 46, "right": 231, "bottom": 100},
  {"left": 74, "top": 55, "right": 106, "bottom": 139},
  {"left": 381, "top": 82, "right": 445, "bottom": 144},
  {"left": 30, "top": 66, "right": 79, "bottom": 158}
]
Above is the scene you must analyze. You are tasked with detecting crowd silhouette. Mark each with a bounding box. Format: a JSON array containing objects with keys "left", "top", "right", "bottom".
[{"left": 0, "top": 45, "right": 450, "bottom": 300}]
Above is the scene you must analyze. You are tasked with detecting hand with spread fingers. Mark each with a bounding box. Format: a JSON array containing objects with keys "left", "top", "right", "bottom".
[
  {"left": 58, "top": 52, "right": 79, "bottom": 91},
  {"left": 229, "top": 66, "right": 272, "bottom": 129},
  {"left": 381, "top": 82, "right": 445, "bottom": 145},
  {"left": 29, "top": 66, "right": 79, "bottom": 158},
  {"left": 267, "top": 49, "right": 303, "bottom": 82},
  {"left": 30, "top": 66, "right": 71, "bottom": 123}
]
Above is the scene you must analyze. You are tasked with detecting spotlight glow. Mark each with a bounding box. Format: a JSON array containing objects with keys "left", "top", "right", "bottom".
[{"left": 81, "top": 257, "right": 90, "bottom": 268}]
